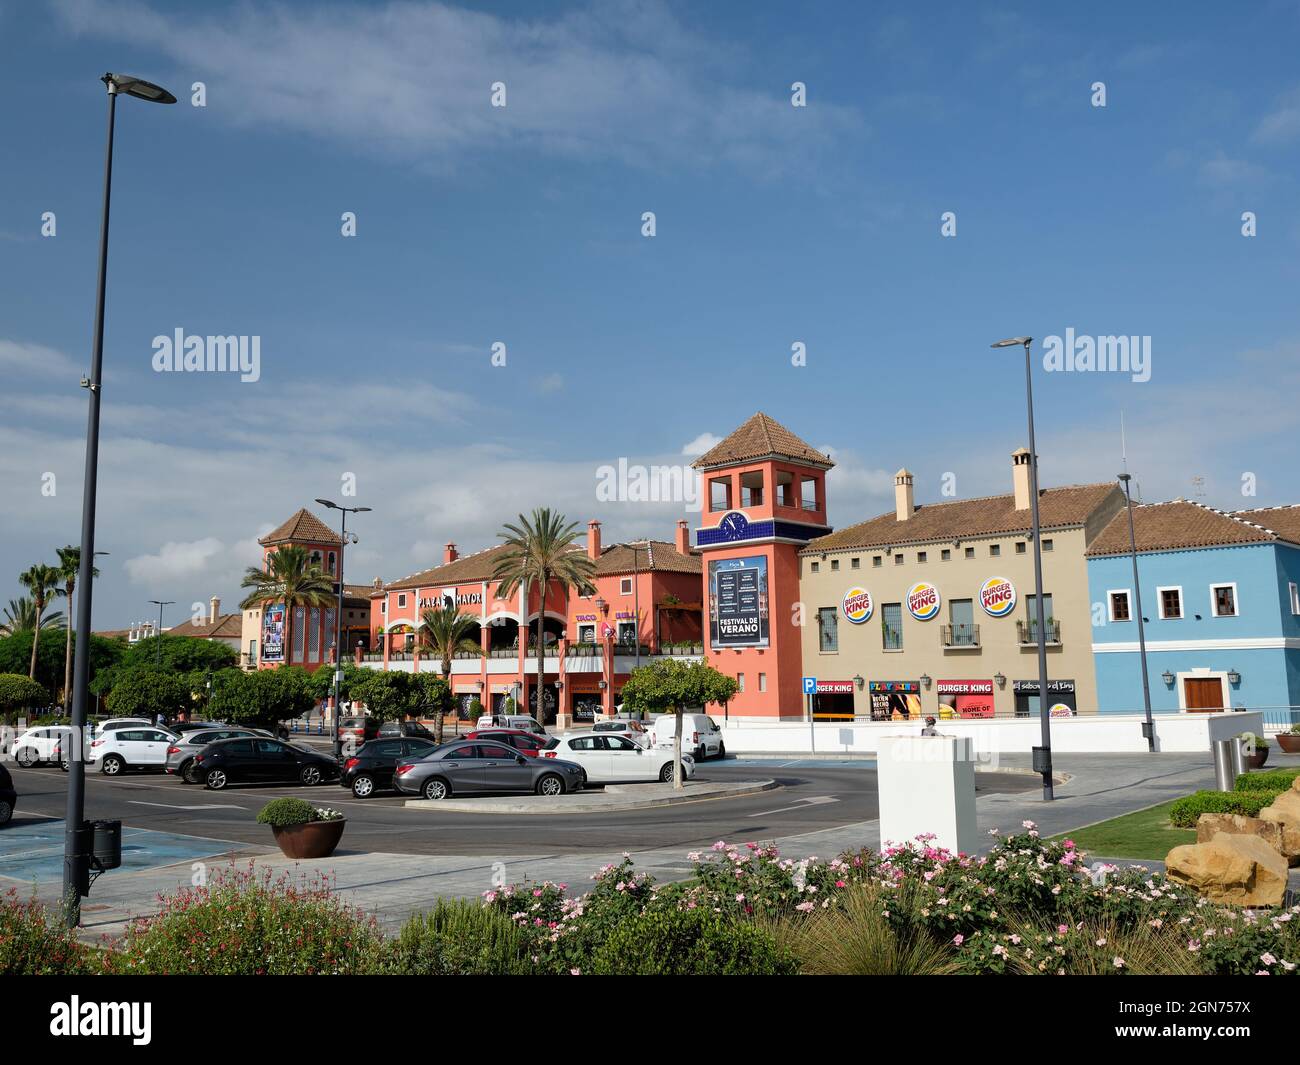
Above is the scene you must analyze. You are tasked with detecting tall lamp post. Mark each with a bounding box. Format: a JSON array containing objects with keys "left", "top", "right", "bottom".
[
  {"left": 147, "top": 599, "right": 174, "bottom": 666},
  {"left": 316, "top": 499, "right": 371, "bottom": 759},
  {"left": 992, "top": 335, "right": 1054, "bottom": 800},
  {"left": 1118, "top": 473, "right": 1156, "bottom": 751},
  {"left": 64, "top": 73, "right": 176, "bottom": 927}
]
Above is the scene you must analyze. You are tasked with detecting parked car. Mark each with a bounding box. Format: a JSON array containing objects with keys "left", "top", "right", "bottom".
[
  {"left": 339, "top": 716, "right": 382, "bottom": 744},
  {"left": 191, "top": 737, "right": 341, "bottom": 790},
  {"left": 591, "top": 719, "right": 651, "bottom": 747},
  {"left": 165, "top": 727, "right": 263, "bottom": 780},
  {"left": 92, "top": 717, "right": 154, "bottom": 737},
  {"left": 0, "top": 763, "right": 15, "bottom": 824},
  {"left": 543, "top": 733, "right": 694, "bottom": 783},
  {"left": 89, "top": 726, "right": 179, "bottom": 775},
  {"left": 466, "top": 728, "right": 550, "bottom": 756},
  {"left": 7, "top": 725, "right": 75, "bottom": 767},
  {"left": 393, "top": 740, "right": 584, "bottom": 800},
  {"left": 648, "top": 713, "right": 724, "bottom": 760},
  {"left": 340, "top": 736, "right": 438, "bottom": 797},
  {"left": 170, "top": 720, "right": 228, "bottom": 736},
  {"left": 474, "top": 715, "right": 546, "bottom": 736},
  {"left": 377, "top": 720, "right": 435, "bottom": 741}
]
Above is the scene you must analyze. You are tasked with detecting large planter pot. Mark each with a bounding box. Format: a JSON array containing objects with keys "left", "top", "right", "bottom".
[
  {"left": 1277, "top": 733, "right": 1300, "bottom": 755},
  {"left": 271, "top": 819, "right": 346, "bottom": 859},
  {"left": 1246, "top": 748, "right": 1269, "bottom": 770}
]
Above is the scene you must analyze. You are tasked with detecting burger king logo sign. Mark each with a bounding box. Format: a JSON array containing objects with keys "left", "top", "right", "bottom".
[
  {"left": 906, "top": 581, "right": 941, "bottom": 621},
  {"left": 842, "top": 586, "right": 874, "bottom": 624},
  {"left": 979, "top": 576, "right": 1017, "bottom": 618}
]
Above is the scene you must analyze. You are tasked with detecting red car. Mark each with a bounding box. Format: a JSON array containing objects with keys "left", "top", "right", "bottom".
[{"left": 466, "top": 728, "right": 549, "bottom": 757}]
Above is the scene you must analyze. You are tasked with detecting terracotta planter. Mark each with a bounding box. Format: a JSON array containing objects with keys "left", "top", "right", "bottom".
[
  {"left": 1277, "top": 733, "right": 1300, "bottom": 755},
  {"left": 271, "top": 819, "right": 346, "bottom": 859},
  {"left": 1246, "top": 749, "right": 1269, "bottom": 770}
]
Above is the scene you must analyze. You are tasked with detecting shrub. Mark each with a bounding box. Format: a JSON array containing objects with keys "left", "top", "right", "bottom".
[
  {"left": 468, "top": 699, "right": 485, "bottom": 722},
  {"left": 255, "top": 797, "right": 322, "bottom": 827},
  {"left": 0, "top": 889, "right": 92, "bottom": 975},
  {"left": 1234, "top": 768, "right": 1300, "bottom": 793},
  {"left": 588, "top": 906, "right": 796, "bottom": 975},
  {"left": 1187, "top": 903, "right": 1300, "bottom": 976},
  {"left": 968, "top": 917, "right": 1203, "bottom": 976},
  {"left": 387, "top": 899, "right": 533, "bottom": 975},
  {"left": 1169, "top": 790, "right": 1276, "bottom": 827},
  {"left": 107, "top": 865, "right": 382, "bottom": 975}
]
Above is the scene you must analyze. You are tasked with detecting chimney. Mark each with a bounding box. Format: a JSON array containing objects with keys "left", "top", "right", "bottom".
[
  {"left": 443, "top": 542, "right": 458, "bottom": 564},
  {"left": 1012, "top": 448, "right": 1033, "bottom": 510},
  {"left": 209, "top": 596, "right": 220, "bottom": 623},
  {"left": 675, "top": 519, "right": 690, "bottom": 555},
  {"left": 894, "top": 468, "right": 914, "bottom": 521},
  {"left": 587, "top": 520, "right": 602, "bottom": 560}
]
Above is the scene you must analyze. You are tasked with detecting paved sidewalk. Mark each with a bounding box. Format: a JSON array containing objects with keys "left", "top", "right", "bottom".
[
  {"left": 24, "top": 751, "right": 1236, "bottom": 940},
  {"left": 403, "top": 777, "right": 777, "bottom": 814}
]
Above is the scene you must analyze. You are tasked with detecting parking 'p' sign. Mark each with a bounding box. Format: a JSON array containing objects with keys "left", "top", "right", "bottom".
[{"left": 802, "top": 676, "right": 817, "bottom": 695}]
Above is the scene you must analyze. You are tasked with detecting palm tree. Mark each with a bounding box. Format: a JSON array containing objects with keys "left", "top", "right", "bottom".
[
  {"left": 492, "top": 508, "right": 596, "bottom": 727},
  {"left": 238, "top": 546, "right": 335, "bottom": 669},
  {"left": 18, "top": 564, "right": 63, "bottom": 680},
  {"left": 56, "top": 546, "right": 99, "bottom": 710},
  {"left": 1, "top": 597, "right": 65, "bottom": 636},
  {"left": 418, "top": 602, "right": 485, "bottom": 742}
]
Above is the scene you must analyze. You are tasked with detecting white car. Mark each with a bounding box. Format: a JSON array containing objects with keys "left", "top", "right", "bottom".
[
  {"left": 542, "top": 733, "right": 694, "bottom": 783},
  {"left": 591, "top": 719, "right": 651, "bottom": 747},
  {"left": 93, "top": 717, "right": 154, "bottom": 737},
  {"left": 648, "top": 713, "right": 725, "bottom": 761},
  {"left": 7, "top": 725, "right": 75, "bottom": 767},
  {"left": 89, "top": 726, "right": 178, "bottom": 775}
]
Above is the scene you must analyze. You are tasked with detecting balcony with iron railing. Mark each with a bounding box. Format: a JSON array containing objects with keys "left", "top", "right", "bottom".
[
  {"left": 1017, "top": 619, "right": 1062, "bottom": 646},
  {"left": 941, "top": 623, "right": 980, "bottom": 649}
]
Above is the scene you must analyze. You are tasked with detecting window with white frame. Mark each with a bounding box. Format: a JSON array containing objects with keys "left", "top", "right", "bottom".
[
  {"left": 1108, "top": 590, "right": 1131, "bottom": 622},
  {"left": 1291, "top": 582, "right": 1300, "bottom": 615},
  {"left": 398, "top": 594, "right": 407, "bottom": 608},
  {"left": 1210, "top": 583, "right": 1238, "bottom": 617},
  {"left": 1157, "top": 586, "right": 1182, "bottom": 619},
  {"left": 620, "top": 577, "right": 633, "bottom": 595}
]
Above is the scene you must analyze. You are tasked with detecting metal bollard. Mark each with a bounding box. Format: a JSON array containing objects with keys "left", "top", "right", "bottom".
[
  {"left": 1212, "top": 738, "right": 1235, "bottom": 792},
  {"left": 1229, "top": 735, "right": 1247, "bottom": 781}
]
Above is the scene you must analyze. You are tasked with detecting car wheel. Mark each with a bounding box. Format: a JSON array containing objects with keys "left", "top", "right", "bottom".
[
  {"left": 101, "top": 754, "right": 125, "bottom": 776},
  {"left": 0, "top": 799, "right": 11, "bottom": 824},
  {"left": 60, "top": 759, "right": 70, "bottom": 773},
  {"left": 535, "top": 773, "right": 565, "bottom": 796},
  {"left": 423, "top": 778, "right": 449, "bottom": 801},
  {"left": 300, "top": 765, "right": 323, "bottom": 787},
  {"left": 717, "top": 742, "right": 725, "bottom": 760},
  {"left": 15, "top": 747, "right": 36, "bottom": 768},
  {"left": 659, "top": 761, "right": 675, "bottom": 783},
  {"left": 351, "top": 775, "right": 375, "bottom": 798},
  {"left": 177, "top": 759, "right": 195, "bottom": 782},
  {"left": 204, "top": 768, "right": 228, "bottom": 790}
]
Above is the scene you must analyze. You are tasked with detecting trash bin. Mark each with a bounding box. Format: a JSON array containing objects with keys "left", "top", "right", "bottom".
[{"left": 90, "top": 819, "right": 122, "bottom": 871}]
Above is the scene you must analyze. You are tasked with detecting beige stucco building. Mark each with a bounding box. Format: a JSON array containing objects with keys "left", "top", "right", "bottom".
[{"left": 797, "top": 451, "right": 1124, "bottom": 720}]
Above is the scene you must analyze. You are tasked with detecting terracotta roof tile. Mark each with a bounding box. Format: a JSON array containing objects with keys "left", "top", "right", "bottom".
[
  {"left": 1231, "top": 505, "right": 1300, "bottom": 545},
  {"left": 259, "top": 508, "right": 342, "bottom": 547},
  {"left": 1085, "top": 500, "right": 1290, "bottom": 557},
  {"left": 807, "top": 483, "right": 1120, "bottom": 554},
  {"left": 167, "top": 614, "right": 243, "bottom": 639},
  {"left": 596, "top": 540, "right": 702, "bottom": 576},
  {"left": 691, "top": 412, "right": 833, "bottom": 470},
  {"left": 383, "top": 543, "right": 528, "bottom": 591}
]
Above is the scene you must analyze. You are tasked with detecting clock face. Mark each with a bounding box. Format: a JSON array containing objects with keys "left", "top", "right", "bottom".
[{"left": 719, "top": 512, "right": 748, "bottom": 541}]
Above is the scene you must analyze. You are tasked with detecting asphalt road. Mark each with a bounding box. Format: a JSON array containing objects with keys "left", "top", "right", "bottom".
[{"left": 4, "top": 758, "right": 1039, "bottom": 857}]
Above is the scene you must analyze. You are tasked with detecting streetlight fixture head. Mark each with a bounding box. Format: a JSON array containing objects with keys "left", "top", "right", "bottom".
[
  {"left": 991, "top": 336, "right": 1032, "bottom": 349},
  {"left": 103, "top": 73, "right": 177, "bottom": 104},
  {"left": 355, "top": 506, "right": 373, "bottom": 513},
  {"left": 315, "top": 498, "right": 337, "bottom": 509},
  {"left": 1117, "top": 472, "right": 1132, "bottom": 484}
]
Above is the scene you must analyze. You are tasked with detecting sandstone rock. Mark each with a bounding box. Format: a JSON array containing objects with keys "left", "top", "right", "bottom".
[
  {"left": 1165, "top": 832, "right": 1289, "bottom": 907},
  {"left": 1259, "top": 788, "right": 1300, "bottom": 863},
  {"left": 1197, "top": 812, "right": 1300, "bottom": 866}
]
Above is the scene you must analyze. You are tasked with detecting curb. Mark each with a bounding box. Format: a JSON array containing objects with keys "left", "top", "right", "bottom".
[{"left": 402, "top": 778, "right": 779, "bottom": 815}]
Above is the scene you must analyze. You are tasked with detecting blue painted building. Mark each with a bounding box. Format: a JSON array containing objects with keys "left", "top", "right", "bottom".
[{"left": 1086, "top": 501, "right": 1300, "bottom": 727}]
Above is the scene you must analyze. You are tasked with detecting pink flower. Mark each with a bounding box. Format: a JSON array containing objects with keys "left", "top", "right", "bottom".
[{"left": 953, "top": 934, "right": 964, "bottom": 946}]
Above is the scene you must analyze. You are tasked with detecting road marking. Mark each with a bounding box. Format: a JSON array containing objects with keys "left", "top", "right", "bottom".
[
  {"left": 746, "top": 795, "right": 839, "bottom": 818},
  {"left": 128, "top": 801, "right": 247, "bottom": 811}
]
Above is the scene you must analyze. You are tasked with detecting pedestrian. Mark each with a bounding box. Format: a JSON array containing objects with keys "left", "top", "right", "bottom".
[{"left": 920, "top": 715, "right": 940, "bottom": 737}]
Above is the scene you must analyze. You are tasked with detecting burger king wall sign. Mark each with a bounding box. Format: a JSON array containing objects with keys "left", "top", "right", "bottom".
[
  {"left": 979, "top": 576, "right": 1017, "bottom": 618},
  {"left": 906, "top": 581, "right": 941, "bottom": 621},
  {"left": 842, "top": 586, "right": 874, "bottom": 624}
]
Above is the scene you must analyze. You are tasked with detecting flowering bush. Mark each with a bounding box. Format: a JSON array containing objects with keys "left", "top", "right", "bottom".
[
  {"left": 0, "top": 888, "right": 91, "bottom": 975},
  {"left": 106, "top": 864, "right": 382, "bottom": 975}
]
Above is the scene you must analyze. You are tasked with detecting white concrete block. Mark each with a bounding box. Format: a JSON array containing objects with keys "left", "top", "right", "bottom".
[{"left": 876, "top": 735, "right": 978, "bottom": 855}]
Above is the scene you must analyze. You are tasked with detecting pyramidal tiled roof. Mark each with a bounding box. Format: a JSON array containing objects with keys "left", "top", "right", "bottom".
[
  {"left": 1085, "top": 499, "right": 1298, "bottom": 557},
  {"left": 808, "top": 483, "right": 1120, "bottom": 554},
  {"left": 691, "top": 412, "right": 834, "bottom": 470},
  {"left": 259, "top": 508, "right": 342, "bottom": 547}
]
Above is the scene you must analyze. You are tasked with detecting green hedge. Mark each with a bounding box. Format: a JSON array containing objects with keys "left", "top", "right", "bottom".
[
  {"left": 1169, "top": 790, "right": 1277, "bottom": 827},
  {"left": 1234, "top": 768, "right": 1300, "bottom": 792},
  {"left": 588, "top": 906, "right": 797, "bottom": 975}
]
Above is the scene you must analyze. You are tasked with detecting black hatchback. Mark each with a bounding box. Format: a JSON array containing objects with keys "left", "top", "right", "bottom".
[
  {"left": 191, "top": 737, "right": 340, "bottom": 790},
  {"left": 340, "top": 737, "right": 438, "bottom": 797}
]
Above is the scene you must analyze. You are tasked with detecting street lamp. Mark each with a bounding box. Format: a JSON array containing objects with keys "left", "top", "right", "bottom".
[
  {"left": 147, "top": 600, "right": 174, "bottom": 667},
  {"left": 316, "top": 499, "right": 371, "bottom": 759},
  {"left": 991, "top": 335, "right": 1054, "bottom": 800},
  {"left": 1117, "top": 473, "right": 1155, "bottom": 751},
  {"left": 65, "top": 73, "right": 175, "bottom": 928}
]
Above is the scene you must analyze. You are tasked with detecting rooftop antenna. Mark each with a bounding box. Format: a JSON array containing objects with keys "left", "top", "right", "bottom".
[
  {"left": 1120, "top": 411, "right": 1129, "bottom": 475},
  {"left": 1190, "top": 476, "right": 1206, "bottom": 499}
]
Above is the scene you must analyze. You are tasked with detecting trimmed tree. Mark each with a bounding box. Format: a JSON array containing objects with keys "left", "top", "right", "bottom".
[
  {"left": 621, "top": 658, "right": 736, "bottom": 789},
  {"left": 105, "top": 667, "right": 190, "bottom": 723},
  {"left": 349, "top": 670, "right": 419, "bottom": 729},
  {"left": 415, "top": 674, "right": 454, "bottom": 739},
  {"left": 209, "top": 666, "right": 315, "bottom": 733},
  {"left": 0, "top": 673, "right": 50, "bottom": 725}
]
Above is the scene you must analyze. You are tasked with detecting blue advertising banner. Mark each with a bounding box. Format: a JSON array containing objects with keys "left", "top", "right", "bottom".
[{"left": 708, "top": 555, "right": 770, "bottom": 647}]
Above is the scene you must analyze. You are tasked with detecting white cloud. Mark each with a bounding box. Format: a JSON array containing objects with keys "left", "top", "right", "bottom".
[
  {"left": 680, "top": 432, "right": 721, "bottom": 456},
  {"left": 124, "top": 537, "right": 225, "bottom": 584},
  {"left": 0, "top": 339, "right": 79, "bottom": 378},
  {"left": 1253, "top": 87, "right": 1300, "bottom": 144}
]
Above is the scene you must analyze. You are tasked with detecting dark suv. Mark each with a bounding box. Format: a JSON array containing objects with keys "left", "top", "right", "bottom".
[{"left": 340, "top": 736, "right": 438, "bottom": 797}]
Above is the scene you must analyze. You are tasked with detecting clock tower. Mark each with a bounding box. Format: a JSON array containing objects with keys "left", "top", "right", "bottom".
[{"left": 692, "top": 412, "right": 834, "bottom": 719}]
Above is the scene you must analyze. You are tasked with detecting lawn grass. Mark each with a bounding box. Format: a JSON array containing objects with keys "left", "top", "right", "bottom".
[{"left": 1049, "top": 799, "right": 1197, "bottom": 861}]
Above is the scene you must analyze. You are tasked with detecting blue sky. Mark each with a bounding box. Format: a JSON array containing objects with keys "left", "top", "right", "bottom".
[{"left": 2, "top": 0, "right": 1299, "bottom": 629}]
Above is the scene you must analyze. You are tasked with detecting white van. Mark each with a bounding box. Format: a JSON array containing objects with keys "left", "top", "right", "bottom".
[
  {"left": 648, "top": 712, "right": 724, "bottom": 760},
  {"left": 475, "top": 715, "right": 546, "bottom": 736}
]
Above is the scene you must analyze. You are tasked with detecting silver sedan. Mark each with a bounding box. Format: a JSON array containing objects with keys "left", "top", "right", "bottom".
[{"left": 393, "top": 739, "right": 585, "bottom": 801}]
